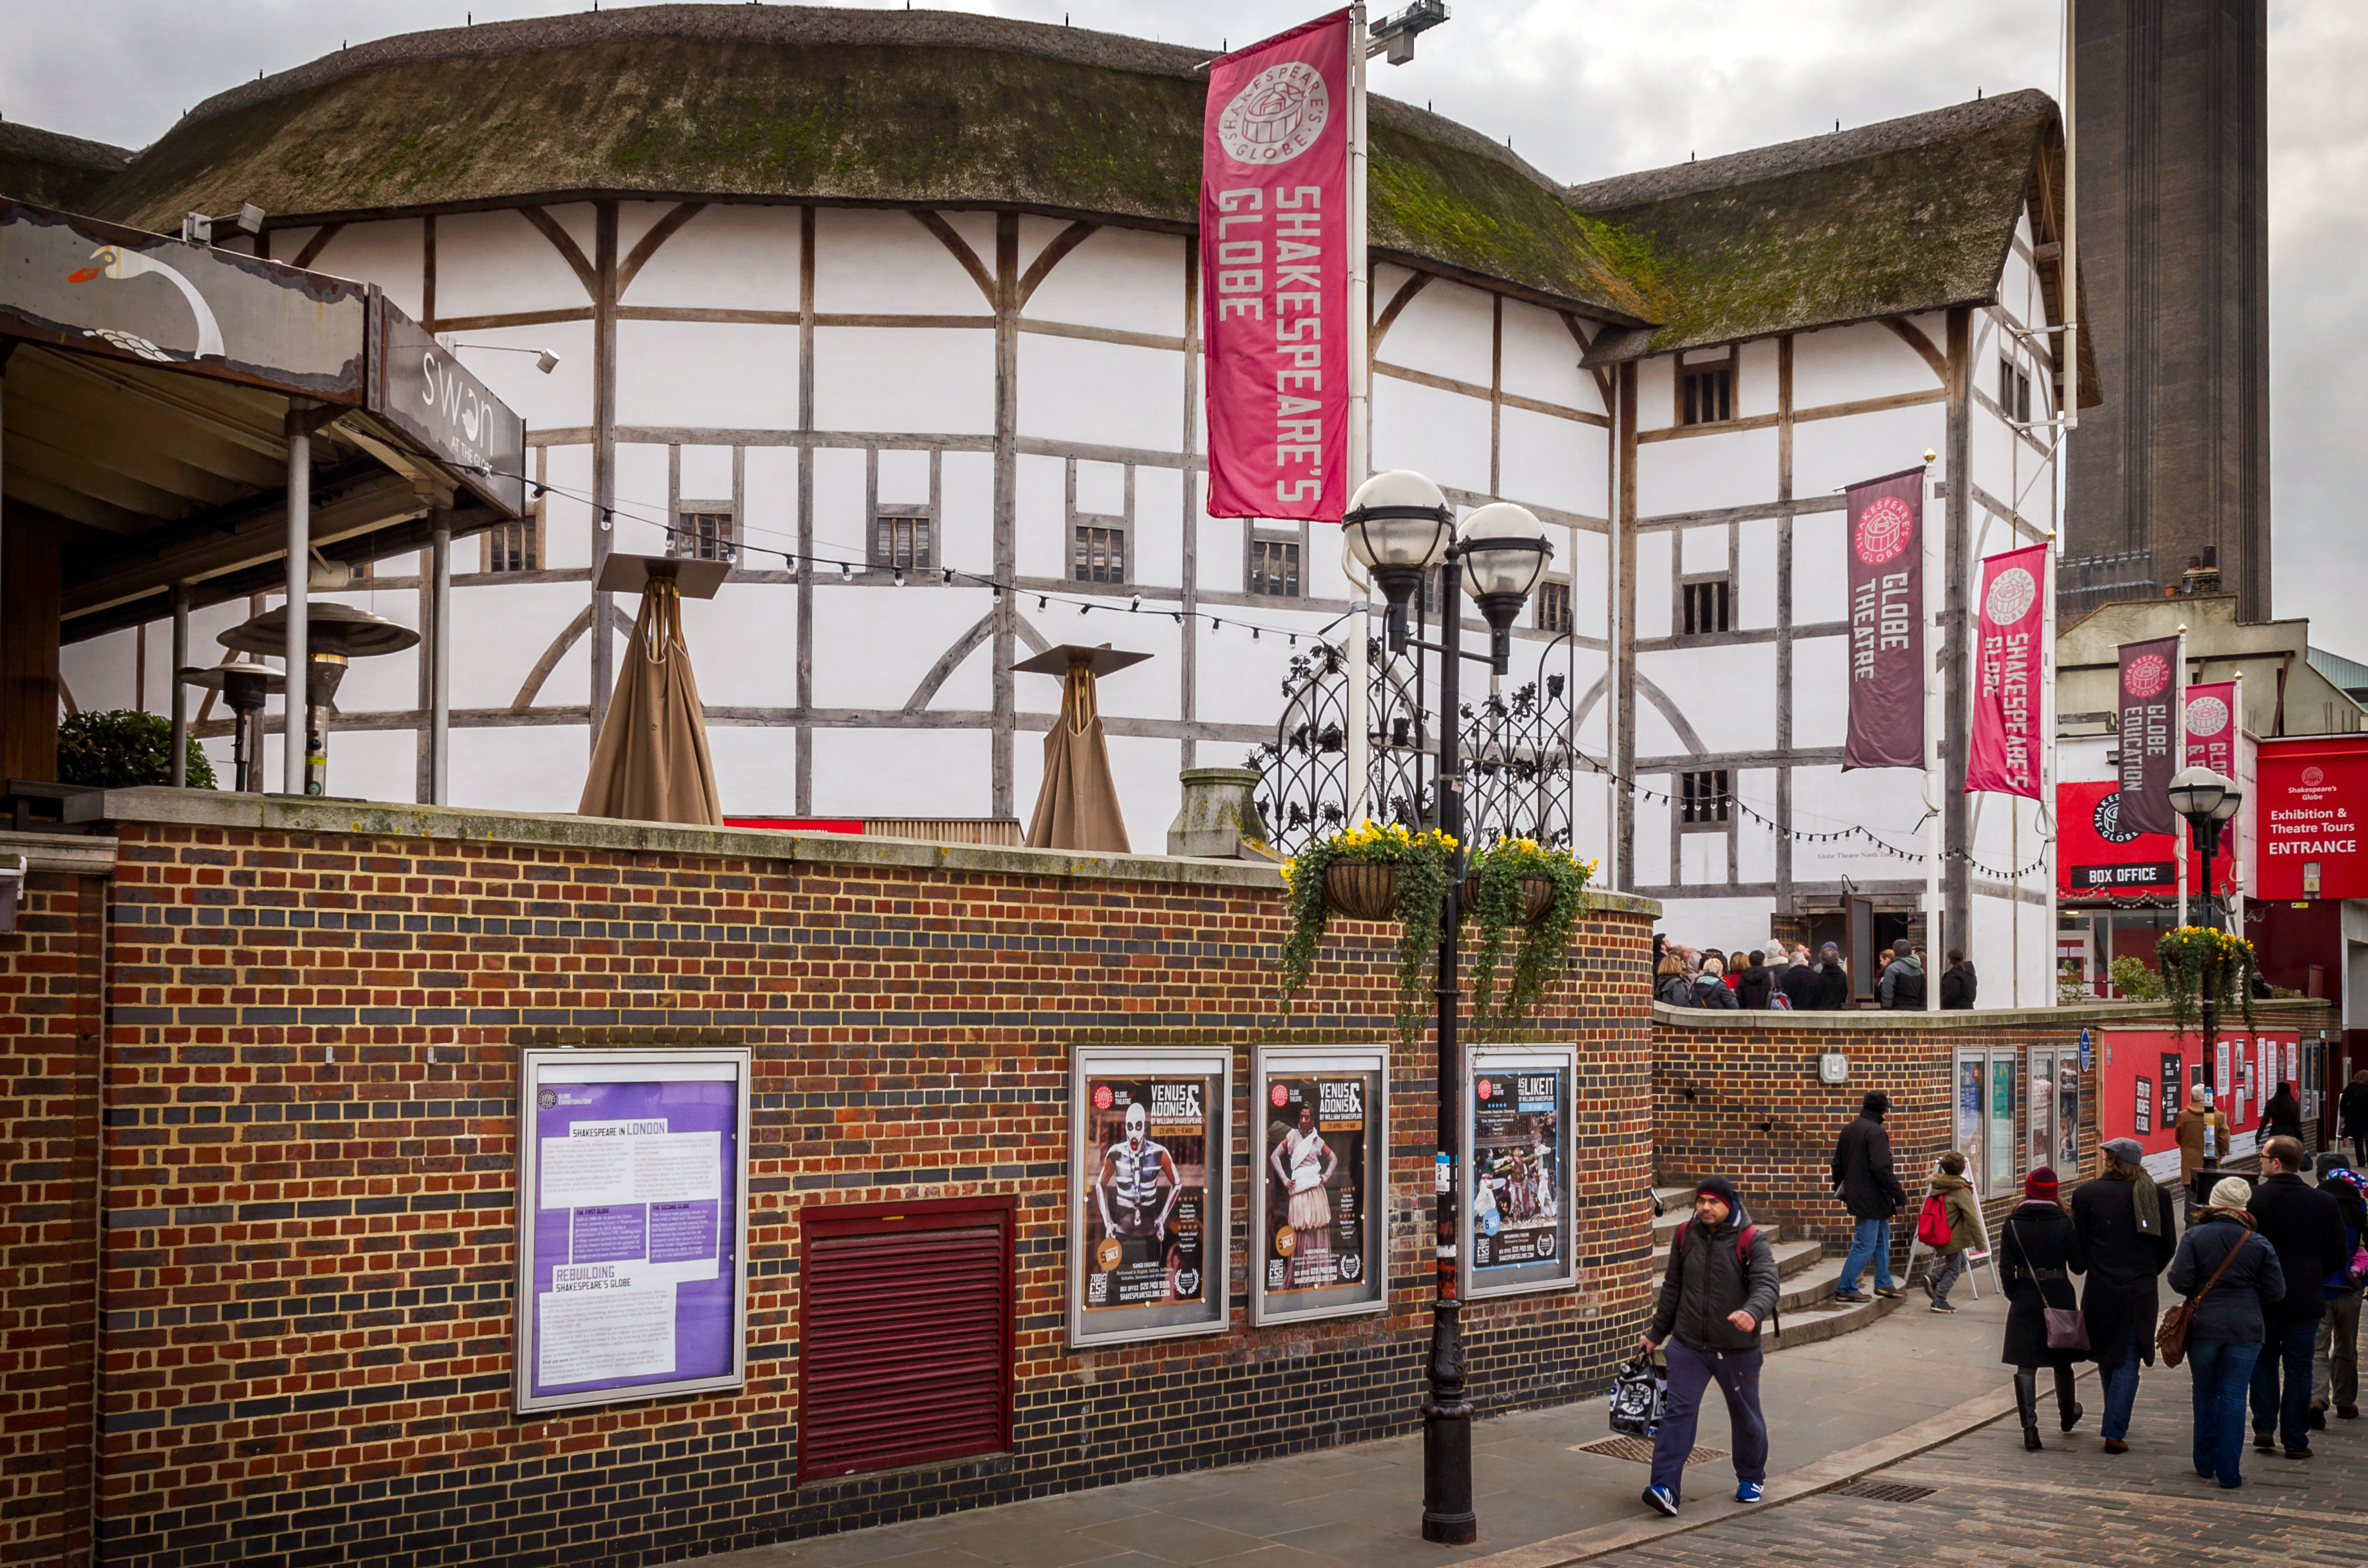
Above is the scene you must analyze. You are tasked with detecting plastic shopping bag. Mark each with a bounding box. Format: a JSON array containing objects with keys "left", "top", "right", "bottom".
[{"left": 1607, "top": 1354, "right": 1667, "bottom": 1437}]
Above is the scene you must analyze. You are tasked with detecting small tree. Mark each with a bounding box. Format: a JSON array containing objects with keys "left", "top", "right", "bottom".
[{"left": 56, "top": 711, "right": 218, "bottom": 790}]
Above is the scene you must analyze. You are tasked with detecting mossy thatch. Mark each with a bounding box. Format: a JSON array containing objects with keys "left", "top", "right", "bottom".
[{"left": 0, "top": 121, "right": 134, "bottom": 211}]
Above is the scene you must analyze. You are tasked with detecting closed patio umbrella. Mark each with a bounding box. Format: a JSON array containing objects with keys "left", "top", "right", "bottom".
[
  {"left": 579, "top": 555, "right": 725, "bottom": 825},
  {"left": 1018, "top": 644, "right": 1148, "bottom": 853}
]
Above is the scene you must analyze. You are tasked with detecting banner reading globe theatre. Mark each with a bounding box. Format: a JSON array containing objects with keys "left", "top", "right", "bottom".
[
  {"left": 1201, "top": 10, "right": 1352, "bottom": 522},
  {"left": 1843, "top": 467, "right": 1927, "bottom": 770}
]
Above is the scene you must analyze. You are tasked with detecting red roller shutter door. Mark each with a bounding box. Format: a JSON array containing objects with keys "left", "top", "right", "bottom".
[{"left": 798, "top": 1202, "right": 1013, "bottom": 1482}]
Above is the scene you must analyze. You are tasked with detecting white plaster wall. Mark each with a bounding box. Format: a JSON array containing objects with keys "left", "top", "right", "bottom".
[
  {"left": 1635, "top": 426, "right": 1778, "bottom": 517},
  {"left": 434, "top": 208, "right": 592, "bottom": 319},
  {"left": 1498, "top": 298, "right": 1596, "bottom": 412},
  {"left": 1789, "top": 404, "right": 1946, "bottom": 500},
  {"left": 813, "top": 326, "right": 994, "bottom": 435},
  {"left": 1375, "top": 275, "right": 1494, "bottom": 387},
  {"left": 1016, "top": 334, "right": 1181, "bottom": 450},
  {"left": 1634, "top": 532, "right": 1672, "bottom": 639},
  {"left": 1496, "top": 406, "right": 1593, "bottom": 515},
  {"left": 1021, "top": 226, "right": 1185, "bottom": 334},
  {"left": 1790, "top": 509, "right": 1850, "bottom": 625},
  {"left": 1735, "top": 340, "right": 1779, "bottom": 418},
  {"left": 449, "top": 580, "right": 598, "bottom": 712},
  {"left": 1370, "top": 377, "right": 1491, "bottom": 497},
  {"left": 1787, "top": 634, "right": 1852, "bottom": 750},
  {"left": 677, "top": 585, "right": 800, "bottom": 709},
  {"left": 305, "top": 219, "right": 423, "bottom": 315},
  {"left": 1634, "top": 643, "right": 1774, "bottom": 756},
  {"left": 810, "top": 727, "right": 994, "bottom": 817},
  {"left": 621, "top": 204, "right": 803, "bottom": 312},
  {"left": 1737, "top": 767, "right": 1779, "bottom": 884},
  {"left": 706, "top": 726, "right": 802, "bottom": 815},
  {"left": 1790, "top": 317, "right": 1946, "bottom": 409},
  {"left": 812, "top": 208, "right": 991, "bottom": 314},
  {"left": 618, "top": 320, "right": 799, "bottom": 429},
  {"left": 452, "top": 722, "right": 592, "bottom": 814},
  {"left": 1735, "top": 516, "right": 1780, "bottom": 630}
]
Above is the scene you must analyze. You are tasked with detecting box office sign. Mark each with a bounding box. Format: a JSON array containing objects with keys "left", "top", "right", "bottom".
[
  {"left": 1461, "top": 1045, "right": 1577, "bottom": 1298},
  {"left": 515, "top": 1048, "right": 751, "bottom": 1414},
  {"left": 1070, "top": 1044, "right": 1233, "bottom": 1347},
  {"left": 1250, "top": 1046, "right": 1388, "bottom": 1326}
]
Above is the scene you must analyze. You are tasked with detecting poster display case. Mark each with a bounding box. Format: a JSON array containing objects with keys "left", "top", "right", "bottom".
[
  {"left": 1460, "top": 1044, "right": 1577, "bottom": 1298},
  {"left": 1068, "top": 1044, "right": 1233, "bottom": 1347},
  {"left": 1249, "top": 1045, "right": 1390, "bottom": 1326},
  {"left": 515, "top": 1047, "right": 752, "bottom": 1414}
]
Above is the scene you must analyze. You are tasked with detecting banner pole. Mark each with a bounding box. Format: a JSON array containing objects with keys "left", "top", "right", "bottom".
[
  {"left": 1925, "top": 465, "right": 1942, "bottom": 1011},
  {"left": 2043, "top": 534, "right": 2059, "bottom": 1002},
  {"left": 2175, "top": 625, "right": 2188, "bottom": 929},
  {"left": 1344, "top": 1, "right": 1372, "bottom": 826}
]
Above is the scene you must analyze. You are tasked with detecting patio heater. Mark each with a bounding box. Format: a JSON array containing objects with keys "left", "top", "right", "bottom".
[
  {"left": 175, "top": 655, "right": 286, "bottom": 793},
  {"left": 1342, "top": 470, "right": 1551, "bottom": 1546},
  {"left": 220, "top": 602, "right": 419, "bottom": 796}
]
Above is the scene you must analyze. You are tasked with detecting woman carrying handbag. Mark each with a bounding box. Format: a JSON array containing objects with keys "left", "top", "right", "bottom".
[
  {"left": 2163, "top": 1176, "right": 2287, "bottom": 1488},
  {"left": 2000, "top": 1167, "right": 2089, "bottom": 1450}
]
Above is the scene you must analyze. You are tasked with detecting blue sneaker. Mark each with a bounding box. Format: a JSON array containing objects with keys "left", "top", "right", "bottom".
[
  {"left": 1735, "top": 1480, "right": 1765, "bottom": 1504},
  {"left": 1642, "top": 1484, "right": 1679, "bottom": 1517}
]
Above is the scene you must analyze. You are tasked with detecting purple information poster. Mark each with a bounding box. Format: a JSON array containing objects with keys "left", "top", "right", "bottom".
[
  {"left": 515, "top": 1048, "right": 751, "bottom": 1414},
  {"left": 1250, "top": 1046, "right": 1388, "bottom": 1326},
  {"left": 1462, "top": 1045, "right": 1577, "bottom": 1298},
  {"left": 1068, "top": 1044, "right": 1233, "bottom": 1348}
]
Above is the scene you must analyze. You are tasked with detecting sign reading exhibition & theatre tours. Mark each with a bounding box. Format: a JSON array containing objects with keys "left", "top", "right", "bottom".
[
  {"left": 1069, "top": 1044, "right": 1233, "bottom": 1346},
  {"left": 515, "top": 1048, "right": 751, "bottom": 1414},
  {"left": 2255, "top": 735, "right": 2368, "bottom": 900}
]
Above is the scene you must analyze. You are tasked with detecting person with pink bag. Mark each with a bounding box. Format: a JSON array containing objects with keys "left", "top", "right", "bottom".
[{"left": 1999, "top": 1167, "right": 2088, "bottom": 1451}]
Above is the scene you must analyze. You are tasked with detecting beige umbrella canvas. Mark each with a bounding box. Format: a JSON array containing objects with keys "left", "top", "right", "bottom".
[
  {"left": 1020, "top": 644, "right": 1149, "bottom": 853},
  {"left": 579, "top": 556, "right": 726, "bottom": 825}
]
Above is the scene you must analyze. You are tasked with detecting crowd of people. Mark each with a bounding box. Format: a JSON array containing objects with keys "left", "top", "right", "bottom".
[
  {"left": 1637, "top": 1086, "right": 2368, "bottom": 1515},
  {"left": 1651, "top": 933, "right": 1978, "bottom": 1011}
]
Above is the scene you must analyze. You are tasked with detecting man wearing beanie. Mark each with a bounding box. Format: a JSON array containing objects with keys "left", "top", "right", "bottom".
[
  {"left": 1638, "top": 1175, "right": 1780, "bottom": 1517},
  {"left": 1830, "top": 1091, "right": 1908, "bottom": 1303}
]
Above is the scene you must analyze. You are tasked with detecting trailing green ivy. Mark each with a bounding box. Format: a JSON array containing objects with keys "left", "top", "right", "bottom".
[
  {"left": 1279, "top": 820, "right": 1459, "bottom": 1050},
  {"left": 2157, "top": 925, "right": 2259, "bottom": 1041},
  {"left": 1467, "top": 837, "right": 1595, "bottom": 1041}
]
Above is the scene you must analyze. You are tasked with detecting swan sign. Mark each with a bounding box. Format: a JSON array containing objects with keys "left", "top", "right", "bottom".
[
  {"left": 0, "top": 199, "right": 366, "bottom": 398},
  {"left": 370, "top": 296, "right": 528, "bottom": 517}
]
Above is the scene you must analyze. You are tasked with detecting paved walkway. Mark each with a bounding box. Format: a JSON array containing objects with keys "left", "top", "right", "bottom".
[{"left": 694, "top": 1266, "right": 2026, "bottom": 1568}]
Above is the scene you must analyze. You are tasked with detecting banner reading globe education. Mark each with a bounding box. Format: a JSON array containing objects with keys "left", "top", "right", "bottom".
[
  {"left": 515, "top": 1048, "right": 751, "bottom": 1415},
  {"left": 1069, "top": 1044, "right": 1233, "bottom": 1347}
]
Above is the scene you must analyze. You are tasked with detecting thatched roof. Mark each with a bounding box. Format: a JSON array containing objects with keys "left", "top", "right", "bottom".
[
  {"left": 14, "top": 7, "right": 2082, "bottom": 359},
  {"left": 1565, "top": 89, "right": 2099, "bottom": 401},
  {"left": 80, "top": 4, "right": 1655, "bottom": 322},
  {"left": 0, "top": 120, "right": 134, "bottom": 213}
]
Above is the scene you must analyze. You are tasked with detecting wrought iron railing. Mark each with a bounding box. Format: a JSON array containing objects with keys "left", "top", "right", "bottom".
[{"left": 1249, "top": 631, "right": 1583, "bottom": 856}]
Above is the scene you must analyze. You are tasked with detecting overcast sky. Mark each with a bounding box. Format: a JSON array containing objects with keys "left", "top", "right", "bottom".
[{"left": 5, "top": 1, "right": 2359, "bottom": 647}]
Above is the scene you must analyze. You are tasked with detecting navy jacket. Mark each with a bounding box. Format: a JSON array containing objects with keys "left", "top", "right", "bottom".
[
  {"left": 2246, "top": 1174, "right": 2346, "bottom": 1326},
  {"left": 2168, "top": 1213, "right": 2286, "bottom": 1344}
]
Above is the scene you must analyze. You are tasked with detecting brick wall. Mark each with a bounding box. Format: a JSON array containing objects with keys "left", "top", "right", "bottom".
[
  {"left": 3, "top": 791, "right": 1657, "bottom": 1568},
  {"left": 1653, "top": 999, "right": 2338, "bottom": 1274},
  {"left": 0, "top": 835, "right": 108, "bottom": 1568}
]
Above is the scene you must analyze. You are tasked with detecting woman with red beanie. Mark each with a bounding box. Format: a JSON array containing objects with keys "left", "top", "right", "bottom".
[{"left": 1999, "top": 1166, "right": 2090, "bottom": 1449}]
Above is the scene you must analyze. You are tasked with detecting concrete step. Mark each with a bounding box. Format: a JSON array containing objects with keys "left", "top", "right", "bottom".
[
  {"left": 1648, "top": 1234, "right": 1820, "bottom": 1282},
  {"left": 1763, "top": 1287, "right": 1905, "bottom": 1348},
  {"left": 1650, "top": 1185, "right": 1695, "bottom": 1210}
]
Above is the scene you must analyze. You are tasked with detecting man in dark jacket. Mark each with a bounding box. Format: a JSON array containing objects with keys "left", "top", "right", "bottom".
[
  {"left": 2311, "top": 1153, "right": 2367, "bottom": 1424},
  {"left": 1735, "top": 952, "right": 1776, "bottom": 1010},
  {"left": 1787, "top": 942, "right": 1851, "bottom": 1011},
  {"left": 1940, "top": 951, "right": 1977, "bottom": 1009},
  {"left": 2247, "top": 1137, "right": 2348, "bottom": 1457},
  {"left": 2342, "top": 1071, "right": 2368, "bottom": 1163},
  {"left": 1830, "top": 1091, "right": 1908, "bottom": 1302},
  {"left": 1689, "top": 956, "right": 1740, "bottom": 1009},
  {"left": 2074, "top": 1138, "right": 2179, "bottom": 1452},
  {"left": 1878, "top": 940, "right": 1926, "bottom": 1009},
  {"left": 1638, "top": 1175, "right": 1779, "bottom": 1516}
]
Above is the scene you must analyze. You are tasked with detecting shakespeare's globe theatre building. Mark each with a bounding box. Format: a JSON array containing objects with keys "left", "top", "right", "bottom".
[{"left": 57, "top": 5, "right": 2088, "bottom": 986}]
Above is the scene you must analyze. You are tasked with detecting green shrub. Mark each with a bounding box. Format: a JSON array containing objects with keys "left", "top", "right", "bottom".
[
  {"left": 55, "top": 710, "right": 217, "bottom": 790},
  {"left": 2108, "top": 954, "right": 2165, "bottom": 1003}
]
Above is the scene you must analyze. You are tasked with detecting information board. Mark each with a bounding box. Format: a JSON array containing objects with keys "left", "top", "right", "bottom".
[
  {"left": 1069, "top": 1044, "right": 1232, "bottom": 1347},
  {"left": 1250, "top": 1046, "right": 1388, "bottom": 1325},
  {"left": 1462, "top": 1045, "right": 1577, "bottom": 1298},
  {"left": 515, "top": 1048, "right": 750, "bottom": 1414}
]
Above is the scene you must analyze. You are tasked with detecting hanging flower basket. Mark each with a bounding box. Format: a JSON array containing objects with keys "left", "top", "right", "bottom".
[
  {"left": 1466, "top": 838, "right": 1594, "bottom": 1042},
  {"left": 1279, "top": 820, "right": 1459, "bottom": 1048},
  {"left": 2158, "top": 925, "right": 2259, "bottom": 1040},
  {"left": 1324, "top": 861, "right": 1400, "bottom": 922},
  {"left": 1465, "top": 873, "right": 1558, "bottom": 925}
]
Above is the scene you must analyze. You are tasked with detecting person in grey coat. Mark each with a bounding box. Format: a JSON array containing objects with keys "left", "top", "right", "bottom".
[
  {"left": 1638, "top": 1175, "right": 1779, "bottom": 1516},
  {"left": 2168, "top": 1177, "right": 2288, "bottom": 1488}
]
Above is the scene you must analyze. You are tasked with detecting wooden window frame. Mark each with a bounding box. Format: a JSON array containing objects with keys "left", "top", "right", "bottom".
[
  {"left": 795, "top": 1195, "right": 1015, "bottom": 1482},
  {"left": 1679, "top": 768, "right": 1731, "bottom": 826},
  {"left": 1072, "top": 516, "right": 1130, "bottom": 586},
  {"left": 1534, "top": 576, "right": 1573, "bottom": 634},
  {"left": 1675, "top": 347, "right": 1737, "bottom": 427},
  {"left": 671, "top": 498, "right": 736, "bottom": 564},
  {"left": 481, "top": 499, "right": 542, "bottom": 574},
  {"left": 1679, "top": 575, "right": 1732, "bottom": 638},
  {"left": 1247, "top": 529, "right": 1303, "bottom": 599},
  {"left": 869, "top": 505, "right": 935, "bottom": 575}
]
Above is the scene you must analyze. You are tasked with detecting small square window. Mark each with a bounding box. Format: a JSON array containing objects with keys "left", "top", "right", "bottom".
[
  {"left": 1682, "top": 579, "right": 1731, "bottom": 636},
  {"left": 1681, "top": 769, "right": 1730, "bottom": 824},
  {"left": 1535, "top": 580, "right": 1572, "bottom": 634},
  {"left": 1999, "top": 358, "right": 2032, "bottom": 425},
  {"left": 870, "top": 509, "right": 933, "bottom": 573},
  {"left": 1073, "top": 521, "right": 1127, "bottom": 584},
  {"left": 1248, "top": 536, "right": 1301, "bottom": 598},
  {"left": 484, "top": 512, "right": 540, "bottom": 573},
  {"left": 672, "top": 503, "right": 735, "bottom": 564},
  {"left": 1680, "top": 360, "right": 1733, "bottom": 426}
]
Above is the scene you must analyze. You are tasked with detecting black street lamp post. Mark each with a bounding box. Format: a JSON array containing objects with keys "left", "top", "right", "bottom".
[
  {"left": 2168, "top": 765, "right": 2245, "bottom": 1061},
  {"left": 1346, "top": 475, "right": 1551, "bottom": 1547}
]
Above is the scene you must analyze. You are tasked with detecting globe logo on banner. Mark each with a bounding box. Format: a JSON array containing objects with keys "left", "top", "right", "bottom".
[
  {"left": 1270, "top": 1082, "right": 1290, "bottom": 1108},
  {"left": 2094, "top": 793, "right": 2141, "bottom": 845},
  {"left": 2124, "top": 653, "right": 2172, "bottom": 699},
  {"left": 1216, "top": 62, "right": 1331, "bottom": 164},
  {"left": 1983, "top": 565, "right": 2038, "bottom": 626},
  {"left": 1092, "top": 1083, "right": 1114, "bottom": 1111},
  {"left": 2186, "top": 695, "right": 2231, "bottom": 738},
  {"left": 2304, "top": 766, "right": 2327, "bottom": 787},
  {"left": 1853, "top": 495, "right": 1915, "bottom": 565}
]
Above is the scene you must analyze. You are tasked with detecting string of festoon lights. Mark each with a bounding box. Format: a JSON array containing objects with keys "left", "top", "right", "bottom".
[
  {"left": 478, "top": 462, "right": 2049, "bottom": 882},
  {"left": 478, "top": 467, "right": 1352, "bottom": 647}
]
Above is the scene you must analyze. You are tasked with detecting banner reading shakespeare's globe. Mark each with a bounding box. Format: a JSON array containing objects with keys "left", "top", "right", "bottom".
[
  {"left": 1841, "top": 466, "right": 1928, "bottom": 770},
  {"left": 1200, "top": 10, "right": 1351, "bottom": 521},
  {"left": 1967, "top": 542, "right": 2048, "bottom": 798}
]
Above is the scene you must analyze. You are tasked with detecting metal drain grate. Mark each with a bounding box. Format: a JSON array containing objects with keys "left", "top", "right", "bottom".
[
  {"left": 1835, "top": 1481, "right": 1936, "bottom": 1503},
  {"left": 1570, "top": 1436, "right": 1728, "bottom": 1465}
]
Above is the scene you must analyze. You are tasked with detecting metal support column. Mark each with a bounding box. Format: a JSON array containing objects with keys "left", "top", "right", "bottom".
[
  {"left": 430, "top": 510, "right": 452, "bottom": 804},
  {"left": 169, "top": 582, "right": 189, "bottom": 787},
  {"left": 1423, "top": 545, "right": 1474, "bottom": 1547},
  {"left": 282, "top": 402, "right": 311, "bottom": 796}
]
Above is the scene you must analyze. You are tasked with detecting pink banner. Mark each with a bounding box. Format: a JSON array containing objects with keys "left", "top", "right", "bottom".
[
  {"left": 1842, "top": 466, "right": 1926, "bottom": 770},
  {"left": 2116, "top": 636, "right": 2181, "bottom": 835},
  {"left": 1201, "top": 10, "right": 1352, "bottom": 521},
  {"left": 2183, "top": 680, "right": 2238, "bottom": 777},
  {"left": 1966, "top": 542, "right": 2048, "bottom": 797}
]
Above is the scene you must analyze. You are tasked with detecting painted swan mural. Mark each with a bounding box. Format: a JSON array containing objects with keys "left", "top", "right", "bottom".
[{"left": 67, "top": 244, "right": 225, "bottom": 363}]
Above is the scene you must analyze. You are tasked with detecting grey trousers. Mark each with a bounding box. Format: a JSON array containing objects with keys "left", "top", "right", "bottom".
[{"left": 2314, "top": 1289, "right": 2361, "bottom": 1411}]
